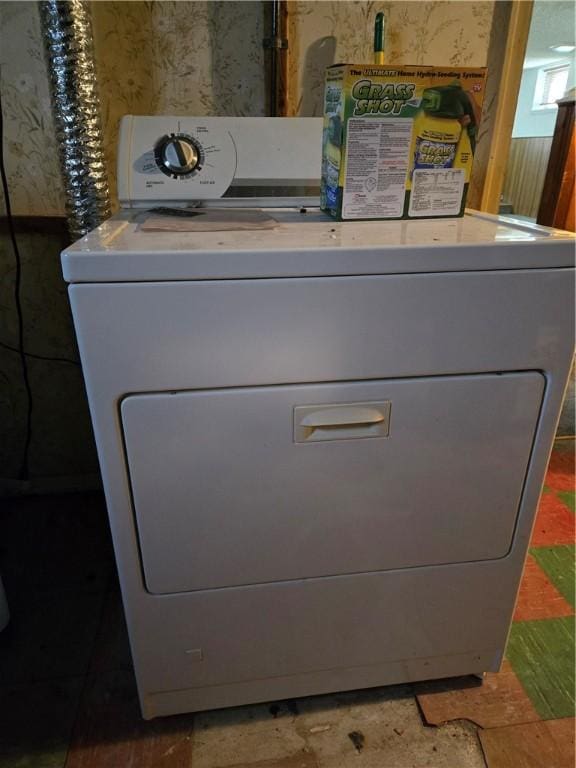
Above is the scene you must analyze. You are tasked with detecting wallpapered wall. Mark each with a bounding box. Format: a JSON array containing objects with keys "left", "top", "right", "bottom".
[
  {"left": 0, "top": 0, "right": 496, "bottom": 484},
  {"left": 2, "top": 0, "right": 495, "bottom": 215},
  {"left": 1, "top": 1, "right": 267, "bottom": 214},
  {"left": 92, "top": 1, "right": 267, "bottom": 206},
  {"left": 291, "top": 1, "right": 493, "bottom": 116}
]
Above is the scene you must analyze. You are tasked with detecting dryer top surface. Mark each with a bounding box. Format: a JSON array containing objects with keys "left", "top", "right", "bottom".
[{"left": 62, "top": 209, "right": 575, "bottom": 283}]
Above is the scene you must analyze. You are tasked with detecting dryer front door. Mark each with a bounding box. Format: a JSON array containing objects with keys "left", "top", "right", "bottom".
[{"left": 121, "top": 372, "right": 544, "bottom": 595}]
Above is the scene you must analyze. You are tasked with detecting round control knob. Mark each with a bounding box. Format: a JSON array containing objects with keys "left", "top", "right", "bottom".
[{"left": 154, "top": 134, "right": 203, "bottom": 178}]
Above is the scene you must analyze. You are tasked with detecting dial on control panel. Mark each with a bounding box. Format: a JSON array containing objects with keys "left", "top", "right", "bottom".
[
  {"left": 132, "top": 123, "right": 237, "bottom": 200},
  {"left": 154, "top": 133, "right": 204, "bottom": 179}
]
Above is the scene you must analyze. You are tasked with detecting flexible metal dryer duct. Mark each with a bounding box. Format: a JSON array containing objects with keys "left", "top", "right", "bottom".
[{"left": 39, "top": 0, "right": 110, "bottom": 239}]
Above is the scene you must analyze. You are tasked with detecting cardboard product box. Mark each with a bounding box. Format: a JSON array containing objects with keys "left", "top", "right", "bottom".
[{"left": 321, "top": 64, "right": 487, "bottom": 220}]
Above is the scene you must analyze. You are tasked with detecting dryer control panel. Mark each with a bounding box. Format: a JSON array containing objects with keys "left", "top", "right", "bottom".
[{"left": 117, "top": 116, "right": 323, "bottom": 207}]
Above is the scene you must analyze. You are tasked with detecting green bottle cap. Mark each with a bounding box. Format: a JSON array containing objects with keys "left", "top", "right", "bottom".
[{"left": 374, "top": 12, "right": 385, "bottom": 53}]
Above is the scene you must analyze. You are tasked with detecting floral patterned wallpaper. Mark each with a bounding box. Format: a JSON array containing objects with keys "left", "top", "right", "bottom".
[
  {"left": 91, "top": 1, "right": 266, "bottom": 208},
  {"left": 0, "top": 1, "right": 64, "bottom": 215},
  {"left": 1, "top": 0, "right": 496, "bottom": 214},
  {"left": 291, "top": 1, "right": 494, "bottom": 116},
  {"left": 0, "top": 1, "right": 266, "bottom": 215}
]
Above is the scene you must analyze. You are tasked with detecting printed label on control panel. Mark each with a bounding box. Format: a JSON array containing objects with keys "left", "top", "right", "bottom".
[
  {"left": 134, "top": 150, "right": 163, "bottom": 175},
  {"left": 342, "top": 118, "right": 412, "bottom": 219}
]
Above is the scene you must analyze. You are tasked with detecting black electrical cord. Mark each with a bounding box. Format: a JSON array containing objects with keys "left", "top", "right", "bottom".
[
  {"left": 0, "top": 339, "right": 80, "bottom": 366},
  {"left": 0, "top": 86, "right": 33, "bottom": 480}
]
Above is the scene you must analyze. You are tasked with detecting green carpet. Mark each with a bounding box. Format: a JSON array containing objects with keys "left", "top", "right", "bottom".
[
  {"left": 557, "top": 490, "right": 575, "bottom": 514},
  {"left": 507, "top": 615, "right": 575, "bottom": 720},
  {"left": 531, "top": 544, "right": 576, "bottom": 609}
]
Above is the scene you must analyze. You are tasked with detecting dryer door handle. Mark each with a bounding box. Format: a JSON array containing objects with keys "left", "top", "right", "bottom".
[
  {"left": 300, "top": 406, "right": 385, "bottom": 427},
  {"left": 294, "top": 401, "right": 391, "bottom": 443}
]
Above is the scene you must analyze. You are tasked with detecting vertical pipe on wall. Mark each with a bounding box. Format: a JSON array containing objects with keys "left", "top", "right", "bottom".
[
  {"left": 39, "top": 0, "right": 110, "bottom": 239},
  {"left": 269, "top": 0, "right": 280, "bottom": 115},
  {"left": 264, "top": 0, "right": 288, "bottom": 116},
  {"left": 278, "top": 1, "right": 291, "bottom": 116}
]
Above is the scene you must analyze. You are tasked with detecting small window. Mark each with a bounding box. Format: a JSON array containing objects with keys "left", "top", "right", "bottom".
[{"left": 533, "top": 64, "right": 570, "bottom": 110}]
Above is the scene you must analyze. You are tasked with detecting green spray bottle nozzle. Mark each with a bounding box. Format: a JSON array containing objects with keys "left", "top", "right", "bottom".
[{"left": 421, "top": 82, "right": 478, "bottom": 151}]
